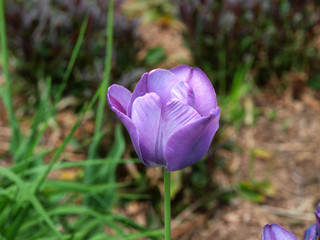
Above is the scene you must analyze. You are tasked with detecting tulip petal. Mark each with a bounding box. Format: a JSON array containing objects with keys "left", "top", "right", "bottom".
[
  {"left": 171, "top": 81, "right": 195, "bottom": 108},
  {"left": 131, "top": 92, "right": 165, "bottom": 167},
  {"left": 128, "top": 69, "right": 181, "bottom": 117},
  {"left": 303, "top": 224, "right": 317, "bottom": 240},
  {"left": 170, "top": 65, "right": 217, "bottom": 116},
  {"left": 107, "top": 91, "right": 151, "bottom": 167},
  {"left": 315, "top": 203, "right": 320, "bottom": 235},
  {"left": 262, "top": 224, "right": 298, "bottom": 240},
  {"left": 128, "top": 72, "right": 149, "bottom": 117},
  {"left": 107, "top": 84, "right": 132, "bottom": 114},
  {"left": 164, "top": 107, "right": 220, "bottom": 172},
  {"left": 147, "top": 69, "right": 181, "bottom": 106},
  {"left": 162, "top": 99, "right": 201, "bottom": 144}
]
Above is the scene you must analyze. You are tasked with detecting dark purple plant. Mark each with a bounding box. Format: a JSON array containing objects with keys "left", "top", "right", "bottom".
[
  {"left": 5, "top": 0, "right": 140, "bottom": 91},
  {"left": 107, "top": 65, "right": 220, "bottom": 172},
  {"left": 176, "top": 0, "right": 320, "bottom": 88},
  {"left": 262, "top": 203, "right": 320, "bottom": 240}
]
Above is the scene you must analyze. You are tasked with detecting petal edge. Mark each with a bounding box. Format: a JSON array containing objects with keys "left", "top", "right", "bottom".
[
  {"left": 107, "top": 84, "right": 132, "bottom": 115},
  {"left": 262, "top": 224, "right": 298, "bottom": 240},
  {"left": 164, "top": 107, "right": 220, "bottom": 172},
  {"left": 170, "top": 65, "right": 217, "bottom": 116}
]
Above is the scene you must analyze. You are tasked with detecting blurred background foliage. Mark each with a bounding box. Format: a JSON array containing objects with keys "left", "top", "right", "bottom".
[
  {"left": 5, "top": 0, "right": 320, "bottom": 94},
  {"left": 1, "top": 0, "right": 320, "bottom": 239},
  {"left": 5, "top": 0, "right": 141, "bottom": 96}
]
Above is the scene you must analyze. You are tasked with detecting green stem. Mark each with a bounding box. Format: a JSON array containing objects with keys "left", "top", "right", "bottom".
[{"left": 164, "top": 168, "right": 171, "bottom": 240}]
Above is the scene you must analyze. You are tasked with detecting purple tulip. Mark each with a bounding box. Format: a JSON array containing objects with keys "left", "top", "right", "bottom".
[
  {"left": 107, "top": 65, "right": 220, "bottom": 172},
  {"left": 315, "top": 203, "right": 320, "bottom": 234},
  {"left": 262, "top": 203, "right": 320, "bottom": 240},
  {"left": 303, "top": 224, "right": 317, "bottom": 240},
  {"left": 262, "top": 223, "right": 298, "bottom": 240}
]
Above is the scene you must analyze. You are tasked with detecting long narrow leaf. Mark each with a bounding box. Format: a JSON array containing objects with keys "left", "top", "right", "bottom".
[
  {"left": 0, "top": 0, "right": 21, "bottom": 152},
  {"left": 0, "top": 167, "right": 64, "bottom": 240},
  {"left": 55, "top": 15, "right": 89, "bottom": 102},
  {"left": 84, "top": 0, "right": 115, "bottom": 189}
]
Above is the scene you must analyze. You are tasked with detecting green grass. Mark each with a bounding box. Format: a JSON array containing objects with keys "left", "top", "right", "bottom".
[
  {"left": 0, "top": 0, "right": 21, "bottom": 154},
  {"left": 0, "top": 0, "right": 162, "bottom": 239}
]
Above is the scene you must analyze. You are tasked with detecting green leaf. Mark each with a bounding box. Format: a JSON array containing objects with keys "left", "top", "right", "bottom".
[
  {"left": 144, "top": 46, "right": 167, "bottom": 66},
  {"left": 308, "top": 75, "right": 320, "bottom": 90},
  {"left": 237, "top": 180, "right": 274, "bottom": 203},
  {"left": 42, "top": 180, "right": 128, "bottom": 195},
  {"left": 0, "top": 167, "right": 64, "bottom": 240}
]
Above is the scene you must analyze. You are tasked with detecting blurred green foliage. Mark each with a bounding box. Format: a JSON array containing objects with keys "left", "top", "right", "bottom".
[
  {"left": 237, "top": 179, "right": 274, "bottom": 203},
  {"left": 144, "top": 46, "right": 167, "bottom": 67},
  {"left": 308, "top": 74, "right": 320, "bottom": 90}
]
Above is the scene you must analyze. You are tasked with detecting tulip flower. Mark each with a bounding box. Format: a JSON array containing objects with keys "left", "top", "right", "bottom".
[
  {"left": 262, "top": 202, "right": 320, "bottom": 240},
  {"left": 262, "top": 224, "right": 299, "bottom": 240},
  {"left": 262, "top": 223, "right": 318, "bottom": 240},
  {"left": 303, "top": 225, "right": 317, "bottom": 240},
  {"left": 107, "top": 65, "right": 220, "bottom": 172},
  {"left": 315, "top": 203, "right": 320, "bottom": 234}
]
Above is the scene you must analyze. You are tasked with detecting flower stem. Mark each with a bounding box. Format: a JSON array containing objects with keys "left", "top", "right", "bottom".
[{"left": 164, "top": 168, "right": 171, "bottom": 240}]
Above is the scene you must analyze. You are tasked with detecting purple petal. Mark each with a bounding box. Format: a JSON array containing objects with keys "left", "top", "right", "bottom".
[
  {"left": 128, "top": 69, "right": 181, "bottom": 117},
  {"left": 170, "top": 65, "right": 217, "bottom": 116},
  {"left": 169, "top": 65, "right": 193, "bottom": 82},
  {"left": 303, "top": 224, "right": 317, "bottom": 240},
  {"left": 171, "top": 81, "right": 195, "bottom": 108},
  {"left": 315, "top": 203, "right": 320, "bottom": 234},
  {"left": 164, "top": 107, "right": 220, "bottom": 172},
  {"left": 162, "top": 99, "right": 201, "bottom": 144},
  {"left": 262, "top": 224, "right": 298, "bottom": 240},
  {"left": 146, "top": 69, "right": 181, "bottom": 106},
  {"left": 107, "top": 90, "right": 148, "bottom": 166},
  {"left": 127, "top": 72, "right": 149, "bottom": 117},
  {"left": 131, "top": 92, "right": 165, "bottom": 167},
  {"left": 107, "top": 84, "right": 132, "bottom": 115}
]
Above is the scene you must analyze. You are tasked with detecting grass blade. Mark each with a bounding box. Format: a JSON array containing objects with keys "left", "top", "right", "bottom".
[
  {"left": 55, "top": 15, "right": 89, "bottom": 102},
  {"left": 0, "top": 167, "right": 64, "bottom": 240},
  {"left": 84, "top": 0, "right": 115, "bottom": 207},
  {"left": 0, "top": 0, "right": 21, "bottom": 153}
]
